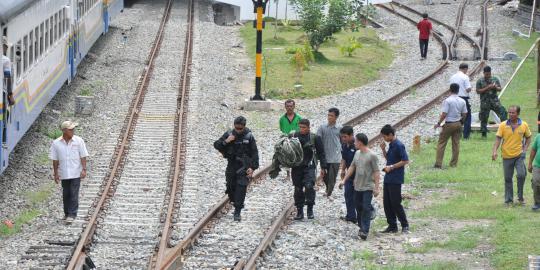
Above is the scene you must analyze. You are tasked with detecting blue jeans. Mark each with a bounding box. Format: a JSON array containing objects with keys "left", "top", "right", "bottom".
[
  {"left": 460, "top": 96, "right": 471, "bottom": 139},
  {"left": 354, "top": 190, "right": 373, "bottom": 234},
  {"left": 344, "top": 179, "right": 356, "bottom": 220}
]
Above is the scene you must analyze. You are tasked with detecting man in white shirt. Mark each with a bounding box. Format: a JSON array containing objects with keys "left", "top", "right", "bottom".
[
  {"left": 50, "top": 121, "right": 89, "bottom": 224},
  {"left": 434, "top": 83, "right": 468, "bottom": 168},
  {"left": 2, "top": 36, "right": 14, "bottom": 105},
  {"left": 448, "top": 63, "right": 472, "bottom": 139}
]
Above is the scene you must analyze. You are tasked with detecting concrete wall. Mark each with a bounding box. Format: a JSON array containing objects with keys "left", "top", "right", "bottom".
[{"left": 212, "top": 0, "right": 391, "bottom": 21}]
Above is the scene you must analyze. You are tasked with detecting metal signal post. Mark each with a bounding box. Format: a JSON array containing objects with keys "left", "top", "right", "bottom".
[{"left": 252, "top": 0, "right": 268, "bottom": 100}]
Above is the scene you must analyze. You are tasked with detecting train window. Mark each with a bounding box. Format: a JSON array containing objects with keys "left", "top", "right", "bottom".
[
  {"left": 34, "top": 27, "right": 39, "bottom": 62},
  {"left": 29, "top": 31, "right": 34, "bottom": 67},
  {"left": 60, "top": 9, "right": 65, "bottom": 35},
  {"left": 45, "top": 19, "right": 49, "bottom": 52},
  {"left": 54, "top": 13, "right": 58, "bottom": 43},
  {"left": 39, "top": 23, "right": 44, "bottom": 56},
  {"left": 23, "top": 35, "right": 28, "bottom": 73},
  {"left": 49, "top": 16, "right": 53, "bottom": 47},
  {"left": 15, "top": 41, "right": 21, "bottom": 80}
]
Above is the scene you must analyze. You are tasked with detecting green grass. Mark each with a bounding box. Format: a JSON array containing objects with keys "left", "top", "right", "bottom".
[
  {"left": 40, "top": 126, "right": 62, "bottom": 139},
  {"left": 24, "top": 183, "right": 54, "bottom": 207},
  {"left": 500, "top": 32, "right": 540, "bottom": 133},
  {"left": 406, "top": 226, "right": 485, "bottom": 254},
  {"left": 239, "top": 25, "right": 393, "bottom": 99},
  {"left": 34, "top": 151, "right": 50, "bottom": 165},
  {"left": 379, "top": 262, "right": 463, "bottom": 270},
  {"left": 0, "top": 209, "right": 41, "bottom": 237},
  {"left": 407, "top": 132, "right": 540, "bottom": 269}
]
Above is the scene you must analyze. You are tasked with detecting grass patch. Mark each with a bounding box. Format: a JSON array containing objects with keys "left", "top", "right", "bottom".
[
  {"left": 500, "top": 32, "right": 540, "bottom": 132},
  {"left": 407, "top": 132, "right": 540, "bottom": 269},
  {"left": 239, "top": 25, "right": 393, "bottom": 99},
  {"left": 0, "top": 209, "right": 41, "bottom": 237},
  {"left": 406, "top": 226, "right": 484, "bottom": 253},
  {"left": 24, "top": 183, "right": 54, "bottom": 207},
  {"left": 379, "top": 262, "right": 463, "bottom": 270},
  {"left": 34, "top": 151, "right": 50, "bottom": 165},
  {"left": 40, "top": 126, "right": 62, "bottom": 139}
]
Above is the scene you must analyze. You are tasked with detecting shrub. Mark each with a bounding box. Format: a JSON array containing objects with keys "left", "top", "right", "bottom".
[{"left": 340, "top": 37, "right": 363, "bottom": 57}]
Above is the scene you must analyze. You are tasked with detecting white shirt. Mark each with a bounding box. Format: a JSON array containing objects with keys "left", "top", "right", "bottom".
[
  {"left": 449, "top": 71, "right": 471, "bottom": 97},
  {"left": 2, "top": 55, "right": 11, "bottom": 76},
  {"left": 50, "top": 135, "right": 89, "bottom": 180},
  {"left": 441, "top": 94, "right": 467, "bottom": 122}
]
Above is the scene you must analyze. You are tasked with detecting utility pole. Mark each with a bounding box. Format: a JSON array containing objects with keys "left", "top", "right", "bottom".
[{"left": 252, "top": 0, "right": 268, "bottom": 100}]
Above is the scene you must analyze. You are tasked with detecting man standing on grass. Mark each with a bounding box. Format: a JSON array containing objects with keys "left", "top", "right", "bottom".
[
  {"left": 339, "top": 133, "right": 380, "bottom": 240},
  {"left": 339, "top": 126, "right": 357, "bottom": 223},
  {"left": 434, "top": 83, "right": 468, "bottom": 168},
  {"left": 476, "top": 66, "right": 507, "bottom": 138},
  {"left": 449, "top": 63, "right": 473, "bottom": 140},
  {"left": 527, "top": 132, "right": 540, "bottom": 211},
  {"left": 279, "top": 99, "right": 301, "bottom": 180},
  {"left": 50, "top": 121, "right": 89, "bottom": 225},
  {"left": 317, "top": 107, "right": 342, "bottom": 200},
  {"left": 379, "top": 125, "right": 410, "bottom": 234},
  {"left": 493, "top": 105, "right": 531, "bottom": 206},
  {"left": 417, "top": 13, "right": 433, "bottom": 60}
]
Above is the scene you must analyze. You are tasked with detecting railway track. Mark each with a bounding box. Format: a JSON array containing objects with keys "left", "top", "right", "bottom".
[{"left": 18, "top": 0, "right": 194, "bottom": 269}]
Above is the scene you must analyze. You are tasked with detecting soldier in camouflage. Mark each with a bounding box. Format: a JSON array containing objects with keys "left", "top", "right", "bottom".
[{"left": 476, "top": 66, "right": 507, "bottom": 137}]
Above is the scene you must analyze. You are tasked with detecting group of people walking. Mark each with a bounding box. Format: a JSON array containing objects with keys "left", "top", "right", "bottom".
[{"left": 214, "top": 101, "right": 410, "bottom": 240}]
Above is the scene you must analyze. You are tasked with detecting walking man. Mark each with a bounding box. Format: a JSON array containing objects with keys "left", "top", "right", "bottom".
[
  {"left": 449, "top": 63, "right": 472, "bottom": 139},
  {"left": 492, "top": 106, "right": 531, "bottom": 206},
  {"left": 50, "top": 121, "right": 89, "bottom": 225},
  {"left": 434, "top": 83, "right": 467, "bottom": 168},
  {"left": 339, "top": 126, "right": 357, "bottom": 223},
  {"left": 291, "top": 119, "right": 327, "bottom": 220},
  {"left": 476, "top": 65, "right": 507, "bottom": 137},
  {"left": 339, "top": 133, "right": 380, "bottom": 240},
  {"left": 317, "top": 107, "right": 342, "bottom": 199},
  {"left": 279, "top": 99, "right": 301, "bottom": 135},
  {"left": 417, "top": 13, "right": 432, "bottom": 60},
  {"left": 279, "top": 99, "right": 301, "bottom": 180},
  {"left": 214, "top": 116, "right": 260, "bottom": 221},
  {"left": 379, "top": 125, "right": 410, "bottom": 234},
  {"left": 527, "top": 132, "right": 540, "bottom": 211}
]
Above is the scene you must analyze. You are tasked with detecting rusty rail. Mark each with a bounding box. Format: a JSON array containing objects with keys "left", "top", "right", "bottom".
[
  {"left": 65, "top": 0, "right": 175, "bottom": 269},
  {"left": 149, "top": 0, "right": 195, "bottom": 269}
]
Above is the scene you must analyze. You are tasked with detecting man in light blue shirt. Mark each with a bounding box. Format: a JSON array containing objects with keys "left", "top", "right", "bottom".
[{"left": 317, "top": 107, "right": 342, "bottom": 198}]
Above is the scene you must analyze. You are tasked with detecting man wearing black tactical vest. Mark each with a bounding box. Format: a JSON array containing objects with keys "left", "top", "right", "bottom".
[
  {"left": 214, "top": 116, "right": 259, "bottom": 222},
  {"left": 291, "top": 119, "right": 327, "bottom": 220}
]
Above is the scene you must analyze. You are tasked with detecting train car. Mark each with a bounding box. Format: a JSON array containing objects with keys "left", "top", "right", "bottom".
[{"left": 0, "top": 0, "right": 124, "bottom": 174}]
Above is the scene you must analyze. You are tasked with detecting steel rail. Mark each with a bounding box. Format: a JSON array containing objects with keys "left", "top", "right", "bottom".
[
  {"left": 150, "top": 0, "right": 195, "bottom": 268},
  {"left": 65, "top": 0, "right": 175, "bottom": 269},
  {"left": 391, "top": 0, "right": 482, "bottom": 60},
  {"left": 236, "top": 6, "right": 489, "bottom": 269}
]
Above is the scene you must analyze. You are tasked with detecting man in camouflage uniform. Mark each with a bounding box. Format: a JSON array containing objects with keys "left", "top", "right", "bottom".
[{"left": 476, "top": 66, "right": 507, "bottom": 137}]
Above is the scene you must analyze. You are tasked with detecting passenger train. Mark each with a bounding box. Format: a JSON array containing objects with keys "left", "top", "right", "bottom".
[{"left": 0, "top": 0, "right": 124, "bottom": 174}]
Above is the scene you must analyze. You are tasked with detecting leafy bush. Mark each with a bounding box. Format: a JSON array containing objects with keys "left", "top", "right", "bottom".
[{"left": 340, "top": 37, "right": 362, "bottom": 57}]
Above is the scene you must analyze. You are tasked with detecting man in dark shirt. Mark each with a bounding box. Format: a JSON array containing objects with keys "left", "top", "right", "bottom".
[
  {"left": 476, "top": 66, "right": 507, "bottom": 137},
  {"left": 291, "top": 119, "right": 327, "bottom": 220},
  {"left": 339, "top": 126, "right": 357, "bottom": 223},
  {"left": 214, "top": 116, "right": 260, "bottom": 222},
  {"left": 417, "top": 13, "right": 432, "bottom": 60},
  {"left": 379, "top": 125, "right": 410, "bottom": 233}
]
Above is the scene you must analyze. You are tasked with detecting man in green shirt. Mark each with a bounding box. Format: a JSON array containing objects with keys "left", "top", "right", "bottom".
[
  {"left": 476, "top": 66, "right": 507, "bottom": 137},
  {"left": 279, "top": 99, "right": 302, "bottom": 135},
  {"left": 528, "top": 133, "right": 540, "bottom": 211}
]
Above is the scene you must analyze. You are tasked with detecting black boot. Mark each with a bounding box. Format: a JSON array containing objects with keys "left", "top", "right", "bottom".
[
  {"left": 294, "top": 207, "right": 304, "bottom": 220},
  {"left": 307, "top": 205, "right": 314, "bottom": 219},
  {"left": 233, "top": 208, "right": 241, "bottom": 222}
]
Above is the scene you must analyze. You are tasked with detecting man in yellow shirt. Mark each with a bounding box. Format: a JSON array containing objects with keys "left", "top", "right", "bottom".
[{"left": 492, "top": 106, "right": 532, "bottom": 206}]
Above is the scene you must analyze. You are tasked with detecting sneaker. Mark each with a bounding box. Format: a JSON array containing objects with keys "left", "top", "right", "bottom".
[
  {"left": 532, "top": 204, "right": 540, "bottom": 211},
  {"left": 340, "top": 216, "right": 356, "bottom": 223},
  {"left": 358, "top": 230, "right": 368, "bottom": 240},
  {"left": 65, "top": 217, "right": 74, "bottom": 225},
  {"left": 402, "top": 227, "right": 410, "bottom": 234},
  {"left": 380, "top": 227, "right": 398, "bottom": 233}
]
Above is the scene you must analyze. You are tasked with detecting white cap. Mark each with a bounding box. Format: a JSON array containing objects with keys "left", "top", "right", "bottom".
[{"left": 60, "top": 121, "right": 78, "bottom": 130}]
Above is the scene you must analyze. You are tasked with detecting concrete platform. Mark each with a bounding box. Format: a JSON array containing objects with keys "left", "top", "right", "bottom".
[{"left": 243, "top": 99, "right": 273, "bottom": 111}]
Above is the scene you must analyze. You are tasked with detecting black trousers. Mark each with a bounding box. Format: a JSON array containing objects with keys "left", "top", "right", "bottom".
[
  {"left": 419, "top": 39, "right": 429, "bottom": 58},
  {"left": 61, "top": 178, "right": 81, "bottom": 218},
  {"left": 292, "top": 166, "right": 316, "bottom": 207},
  {"left": 225, "top": 171, "right": 248, "bottom": 209},
  {"left": 383, "top": 183, "right": 409, "bottom": 229},
  {"left": 460, "top": 96, "right": 472, "bottom": 139},
  {"left": 354, "top": 190, "right": 373, "bottom": 234}
]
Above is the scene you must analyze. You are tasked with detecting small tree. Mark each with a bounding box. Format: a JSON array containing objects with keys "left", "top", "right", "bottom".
[
  {"left": 340, "top": 37, "right": 362, "bottom": 57},
  {"left": 291, "top": 0, "right": 352, "bottom": 51}
]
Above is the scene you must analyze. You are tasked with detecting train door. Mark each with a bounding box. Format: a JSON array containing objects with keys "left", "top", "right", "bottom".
[
  {"left": 69, "top": 1, "right": 81, "bottom": 80},
  {"left": 103, "top": 0, "right": 110, "bottom": 33}
]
